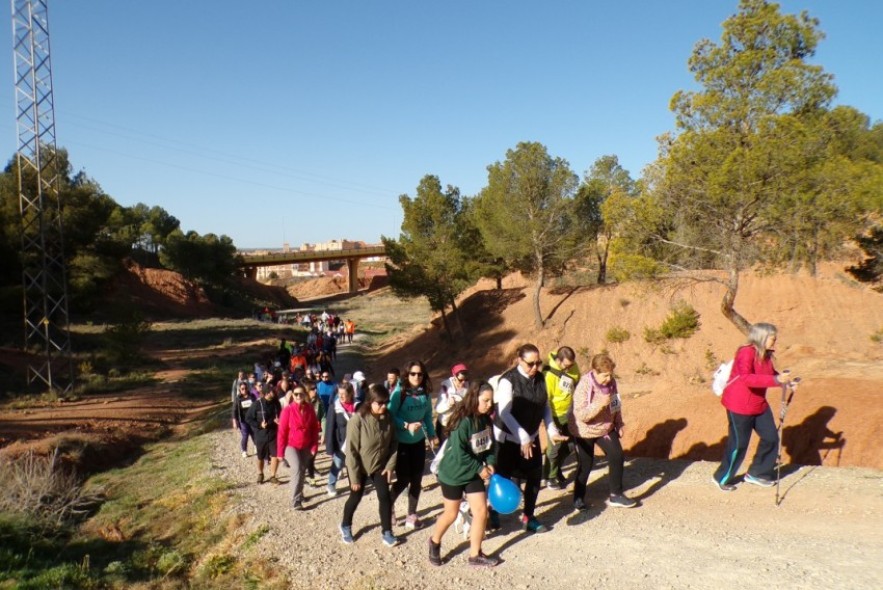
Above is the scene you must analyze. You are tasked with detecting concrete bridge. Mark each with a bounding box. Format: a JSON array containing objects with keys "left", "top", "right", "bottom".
[{"left": 238, "top": 245, "right": 386, "bottom": 293}]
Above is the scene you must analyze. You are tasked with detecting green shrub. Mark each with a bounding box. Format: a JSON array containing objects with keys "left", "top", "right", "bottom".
[
  {"left": 606, "top": 326, "right": 631, "bottom": 343},
  {"left": 644, "top": 302, "right": 701, "bottom": 343},
  {"left": 871, "top": 328, "right": 883, "bottom": 343}
]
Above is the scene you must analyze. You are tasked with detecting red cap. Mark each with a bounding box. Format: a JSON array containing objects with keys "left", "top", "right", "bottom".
[{"left": 451, "top": 363, "right": 468, "bottom": 376}]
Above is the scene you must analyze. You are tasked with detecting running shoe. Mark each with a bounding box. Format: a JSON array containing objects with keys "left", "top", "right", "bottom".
[
  {"left": 712, "top": 476, "right": 737, "bottom": 492},
  {"left": 241, "top": 451, "right": 248, "bottom": 458},
  {"left": 574, "top": 498, "right": 589, "bottom": 512},
  {"left": 468, "top": 552, "right": 501, "bottom": 568},
  {"left": 606, "top": 494, "right": 637, "bottom": 508},
  {"left": 428, "top": 537, "right": 442, "bottom": 566},
  {"left": 339, "top": 524, "right": 354, "bottom": 544},
  {"left": 327, "top": 485, "right": 338, "bottom": 498},
  {"left": 744, "top": 473, "right": 776, "bottom": 488},
  {"left": 381, "top": 530, "right": 399, "bottom": 547},
  {"left": 521, "top": 516, "right": 548, "bottom": 533},
  {"left": 404, "top": 514, "right": 421, "bottom": 530}
]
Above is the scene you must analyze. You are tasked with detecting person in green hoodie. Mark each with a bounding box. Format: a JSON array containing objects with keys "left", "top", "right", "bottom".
[
  {"left": 429, "top": 382, "right": 500, "bottom": 568},
  {"left": 388, "top": 360, "right": 438, "bottom": 530},
  {"left": 542, "top": 346, "right": 580, "bottom": 490}
]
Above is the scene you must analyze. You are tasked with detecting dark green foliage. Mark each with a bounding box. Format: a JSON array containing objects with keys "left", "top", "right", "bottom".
[
  {"left": 848, "top": 225, "right": 883, "bottom": 286},
  {"left": 473, "top": 141, "right": 588, "bottom": 328},
  {"left": 383, "top": 175, "right": 480, "bottom": 339},
  {"left": 103, "top": 309, "right": 152, "bottom": 367}
]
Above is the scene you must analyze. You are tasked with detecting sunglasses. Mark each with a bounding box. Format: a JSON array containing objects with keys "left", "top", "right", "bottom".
[
  {"left": 409, "top": 371, "right": 424, "bottom": 377},
  {"left": 521, "top": 359, "right": 542, "bottom": 368}
]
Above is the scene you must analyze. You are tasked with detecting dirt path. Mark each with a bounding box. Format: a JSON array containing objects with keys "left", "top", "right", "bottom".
[{"left": 210, "top": 341, "right": 883, "bottom": 590}]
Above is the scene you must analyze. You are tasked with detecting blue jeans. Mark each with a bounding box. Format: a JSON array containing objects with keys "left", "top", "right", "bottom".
[{"left": 327, "top": 451, "right": 345, "bottom": 486}]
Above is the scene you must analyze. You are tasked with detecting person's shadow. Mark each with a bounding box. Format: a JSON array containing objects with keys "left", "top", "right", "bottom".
[
  {"left": 782, "top": 406, "right": 845, "bottom": 466},
  {"left": 625, "top": 418, "right": 689, "bottom": 500},
  {"left": 776, "top": 406, "right": 845, "bottom": 505}
]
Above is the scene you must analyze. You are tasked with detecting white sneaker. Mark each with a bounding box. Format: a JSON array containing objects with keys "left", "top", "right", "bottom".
[{"left": 241, "top": 451, "right": 247, "bottom": 458}]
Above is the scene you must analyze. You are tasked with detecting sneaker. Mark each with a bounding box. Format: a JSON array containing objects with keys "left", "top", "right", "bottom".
[
  {"left": 468, "top": 552, "right": 501, "bottom": 568},
  {"left": 428, "top": 537, "right": 442, "bottom": 566},
  {"left": 606, "top": 494, "right": 637, "bottom": 508},
  {"left": 404, "top": 514, "right": 421, "bottom": 530},
  {"left": 547, "top": 479, "right": 563, "bottom": 491},
  {"left": 241, "top": 451, "right": 248, "bottom": 458},
  {"left": 339, "top": 524, "right": 354, "bottom": 544},
  {"left": 712, "top": 476, "right": 737, "bottom": 492},
  {"left": 381, "top": 530, "right": 399, "bottom": 547},
  {"left": 256, "top": 473, "right": 264, "bottom": 484},
  {"left": 573, "top": 498, "right": 589, "bottom": 512},
  {"left": 487, "top": 510, "right": 501, "bottom": 531},
  {"left": 744, "top": 473, "right": 775, "bottom": 488},
  {"left": 521, "top": 516, "right": 548, "bottom": 533},
  {"left": 327, "top": 485, "right": 338, "bottom": 498}
]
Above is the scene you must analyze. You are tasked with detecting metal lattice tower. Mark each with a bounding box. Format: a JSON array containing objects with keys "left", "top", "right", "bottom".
[{"left": 11, "top": 0, "right": 73, "bottom": 393}]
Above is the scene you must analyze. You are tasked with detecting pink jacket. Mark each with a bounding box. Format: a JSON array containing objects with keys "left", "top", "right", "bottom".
[
  {"left": 277, "top": 400, "right": 320, "bottom": 457},
  {"left": 721, "top": 345, "right": 780, "bottom": 416},
  {"left": 567, "top": 371, "right": 624, "bottom": 439}
]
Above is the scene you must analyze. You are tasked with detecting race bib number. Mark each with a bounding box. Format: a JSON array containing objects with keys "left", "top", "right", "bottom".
[
  {"left": 470, "top": 427, "right": 493, "bottom": 454},
  {"left": 241, "top": 400, "right": 253, "bottom": 409},
  {"left": 559, "top": 375, "right": 575, "bottom": 395},
  {"left": 609, "top": 393, "right": 622, "bottom": 414}
]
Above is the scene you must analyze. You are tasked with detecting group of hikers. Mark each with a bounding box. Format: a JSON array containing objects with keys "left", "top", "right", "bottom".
[{"left": 230, "top": 321, "right": 797, "bottom": 568}]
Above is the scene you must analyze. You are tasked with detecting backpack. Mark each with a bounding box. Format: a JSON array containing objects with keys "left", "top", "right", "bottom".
[{"left": 712, "top": 360, "right": 735, "bottom": 396}]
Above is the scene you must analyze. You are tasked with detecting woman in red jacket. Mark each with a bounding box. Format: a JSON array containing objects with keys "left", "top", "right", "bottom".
[
  {"left": 713, "top": 323, "right": 797, "bottom": 491},
  {"left": 277, "top": 385, "right": 321, "bottom": 510}
]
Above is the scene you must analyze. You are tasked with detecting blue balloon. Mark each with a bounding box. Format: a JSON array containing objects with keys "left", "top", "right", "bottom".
[{"left": 487, "top": 474, "right": 522, "bottom": 514}]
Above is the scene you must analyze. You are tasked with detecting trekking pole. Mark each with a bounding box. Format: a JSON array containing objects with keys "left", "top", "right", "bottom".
[{"left": 775, "top": 378, "right": 799, "bottom": 506}]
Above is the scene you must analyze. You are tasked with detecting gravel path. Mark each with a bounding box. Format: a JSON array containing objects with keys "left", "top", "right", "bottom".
[{"left": 209, "top": 339, "right": 883, "bottom": 590}]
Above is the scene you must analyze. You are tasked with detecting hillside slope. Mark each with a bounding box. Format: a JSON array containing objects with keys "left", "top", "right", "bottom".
[{"left": 372, "top": 263, "right": 883, "bottom": 469}]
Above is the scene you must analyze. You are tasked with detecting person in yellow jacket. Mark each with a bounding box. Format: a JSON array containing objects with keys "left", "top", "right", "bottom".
[{"left": 543, "top": 346, "right": 580, "bottom": 489}]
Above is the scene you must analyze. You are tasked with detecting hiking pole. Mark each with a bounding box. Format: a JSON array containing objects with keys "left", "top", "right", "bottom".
[{"left": 775, "top": 377, "right": 800, "bottom": 506}]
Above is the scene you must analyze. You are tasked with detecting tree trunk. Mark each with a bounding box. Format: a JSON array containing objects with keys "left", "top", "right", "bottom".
[
  {"left": 450, "top": 296, "right": 466, "bottom": 339},
  {"left": 495, "top": 274, "right": 502, "bottom": 290},
  {"left": 439, "top": 306, "right": 452, "bottom": 340},
  {"left": 596, "top": 238, "right": 609, "bottom": 284},
  {"left": 721, "top": 266, "right": 751, "bottom": 335},
  {"left": 533, "top": 263, "right": 545, "bottom": 330}
]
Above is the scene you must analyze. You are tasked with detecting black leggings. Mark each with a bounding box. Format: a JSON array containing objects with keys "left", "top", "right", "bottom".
[
  {"left": 390, "top": 440, "right": 426, "bottom": 515},
  {"left": 342, "top": 471, "right": 393, "bottom": 532},
  {"left": 572, "top": 431, "right": 625, "bottom": 499}
]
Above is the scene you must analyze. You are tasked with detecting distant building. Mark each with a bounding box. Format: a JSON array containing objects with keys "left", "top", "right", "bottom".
[{"left": 248, "top": 240, "right": 385, "bottom": 281}]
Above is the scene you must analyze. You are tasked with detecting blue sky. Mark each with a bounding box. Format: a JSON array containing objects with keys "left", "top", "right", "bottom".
[{"left": 0, "top": 1, "right": 880, "bottom": 249}]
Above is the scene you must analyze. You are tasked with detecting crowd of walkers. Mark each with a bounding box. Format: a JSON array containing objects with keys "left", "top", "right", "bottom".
[{"left": 231, "top": 321, "right": 795, "bottom": 567}]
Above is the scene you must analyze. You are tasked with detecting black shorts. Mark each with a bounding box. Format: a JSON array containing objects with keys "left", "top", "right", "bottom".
[
  {"left": 495, "top": 438, "right": 542, "bottom": 480},
  {"left": 440, "top": 476, "right": 486, "bottom": 501},
  {"left": 255, "top": 433, "right": 277, "bottom": 461}
]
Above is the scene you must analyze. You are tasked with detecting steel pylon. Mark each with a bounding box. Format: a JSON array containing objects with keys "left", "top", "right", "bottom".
[{"left": 11, "top": 0, "right": 73, "bottom": 394}]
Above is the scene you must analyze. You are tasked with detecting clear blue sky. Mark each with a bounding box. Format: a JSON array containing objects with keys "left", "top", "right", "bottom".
[{"left": 0, "top": 1, "right": 880, "bottom": 249}]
